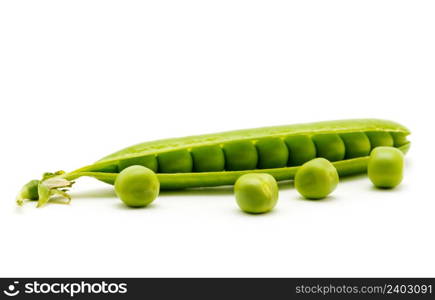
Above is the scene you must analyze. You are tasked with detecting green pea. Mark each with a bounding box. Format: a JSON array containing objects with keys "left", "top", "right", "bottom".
[
  {"left": 340, "top": 132, "right": 371, "bottom": 159},
  {"left": 20, "top": 179, "right": 40, "bottom": 200},
  {"left": 368, "top": 146, "right": 404, "bottom": 189},
  {"left": 119, "top": 155, "right": 158, "bottom": 172},
  {"left": 366, "top": 132, "right": 394, "bottom": 149},
  {"left": 284, "top": 135, "right": 317, "bottom": 166},
  {"left": 223, "top": 141, "right": 258, "bottom": 171},
  {"left": 294, "top": 158, "right": 338, "bottom": 200},
  {"left": 114, "top": 165, "right": 160, "bottom": 207},
  {"left": 312, "top": 134, "right": 345, "bottom": 162},
  {"left": 191, "top": 145, "right": 225, "bottom": 172},
  {"left": 256, "top": 138, "right": 289, "bottom": 169},
  {"left": 391, "top": 132, "right": 409, "bottom": 147},
  {"left": 158, "top": 149, "right": 193, "bottom": 173},
  {"left": 234, "top": 173, "right": 278, "bottom": 214},
  {"left": 91, "top": 163, "right": 119, "bottom": 173}
]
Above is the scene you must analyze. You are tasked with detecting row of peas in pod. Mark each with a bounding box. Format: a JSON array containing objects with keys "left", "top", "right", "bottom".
[
  {"left": 105, "top": 131, "right": 403, "bottom": 174},
  {"left": 114, "top": 146, "right": 404, "bottom": 213}
]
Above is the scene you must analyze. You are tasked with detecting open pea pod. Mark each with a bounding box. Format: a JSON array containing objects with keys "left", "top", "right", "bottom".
[{"left": 17, "top": 119, "right": 411, "bottom": 207}]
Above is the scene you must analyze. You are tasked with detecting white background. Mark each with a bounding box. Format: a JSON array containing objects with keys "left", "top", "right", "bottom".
[{"left": 1, "top": 1, "right": 434, "bottom": 277}]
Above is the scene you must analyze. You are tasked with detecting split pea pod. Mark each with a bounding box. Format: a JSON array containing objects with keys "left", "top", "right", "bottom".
[{"left": 17, "top": 119, "right": 411, "bottom": 207}]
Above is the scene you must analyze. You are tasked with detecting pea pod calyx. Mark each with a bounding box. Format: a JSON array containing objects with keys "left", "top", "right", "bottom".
[{"left": 16, "top": 171, "right": 74, "bottom": 207}]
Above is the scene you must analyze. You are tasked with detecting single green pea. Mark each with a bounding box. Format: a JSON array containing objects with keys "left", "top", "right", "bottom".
[
  {"left": 191, "top": 145, "right": 225, "bottom": 172},
  {"left": 114, "top": 165, "right": 160, "bottom": 207},
  {"left": 234, "top": 173, "right": 278, "bottom": 214},
  {"left": 312, "top": 134, "right": 345, "bottom": 162},
  {"left": 91, "top": 163, "right": 119, "bottom": 173},
  {"left": 368, "top": 146, "right": 404, "bottom": 189},
  {"left": 366, "top": 131, "right": 394, "bottom": 149},
  {"left": 119, "top": 155, "right": 158, "bottom": 172},
  {"left": 340, "top": 132, "right": 371, "bottom": 159},
  {"left": 223, "top": 141, "right": 258, "bottom": 171},
  {"left": 158, "top": 149, "right": 193, "bottom": 173},
  {"left": 391, "top": 132, "right": 409, "bottom": 147},
  {"left": 19, "top": 179, "right": 40, "bottom": 201},
  {"left": 256, "top": 138, "right": 289, "bottom": 169},
  {"left": 294, "top": 158, "right": 339, "bottom": 200},
  {"left": 285, "top": 135, "right": 317, "bottom": 166}
]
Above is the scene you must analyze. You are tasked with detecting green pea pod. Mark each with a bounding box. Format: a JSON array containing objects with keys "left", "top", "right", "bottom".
[{"left": 17, "top": 119, "right": 411, "bottom": 207}]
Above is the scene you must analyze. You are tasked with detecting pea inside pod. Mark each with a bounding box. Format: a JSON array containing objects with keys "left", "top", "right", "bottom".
[
  {"left": 158, "top": 149, "right": 193, "bottom": 173},
  {"left": 256, "top": 138, "right": 289, "bottom": 169},
  {"left": 340, "top": 132, "right": 371, "bottom": 159},
  {"left": 285, "top": 135, "right": 317, "bottom": 166},
  {"left": 191, "top": 145, "right": 225, "bottom": 172},
  {"left": 119, "top": 155, "right": 158, "bottom": 172},
  {"left": 312, "top": 134, "right": 345, "bottom": 162},
  {"left": 223, "top": 141, "right": 258, "bottom": 171},
  {"left": 366, "top": 132, "right": 394, "bottom": 149}
]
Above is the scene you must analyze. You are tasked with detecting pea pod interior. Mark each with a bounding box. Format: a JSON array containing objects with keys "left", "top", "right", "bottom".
[{"left": 68, "top": 119, "right": 410, "bottom": 189}]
